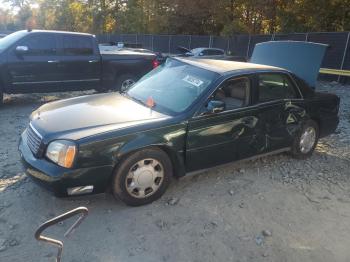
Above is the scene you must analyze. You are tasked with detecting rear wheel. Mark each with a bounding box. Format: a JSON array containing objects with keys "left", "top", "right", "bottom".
[
  {"left": 112, "top": 148, "right": 172, "bottom": 206},
  {"left": 291, "top": 120, "right": 319, "bottom": 159},
  {"left": 114, "top": 74, "right": 136, "bottom": 92}
]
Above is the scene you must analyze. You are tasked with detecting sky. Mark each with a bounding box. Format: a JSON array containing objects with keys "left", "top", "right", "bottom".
[{"left": 0, "top": 0, "right": 12, "bottom": 9}]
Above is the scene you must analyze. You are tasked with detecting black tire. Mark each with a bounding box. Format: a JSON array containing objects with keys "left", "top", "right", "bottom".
[
  {"left": 114, "top": 74, "right": 136, "bottom": 92},
  {"left": 290, "top": 120, "right": 319, "bottom": 159},
  {"left": 112, "top": 148, "right": 172, "bottom": 206}
]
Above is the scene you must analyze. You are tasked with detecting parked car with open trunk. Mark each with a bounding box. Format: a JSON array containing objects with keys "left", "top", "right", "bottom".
[{"left": 19, "top": 42, "right": 340, "bottom": 206}]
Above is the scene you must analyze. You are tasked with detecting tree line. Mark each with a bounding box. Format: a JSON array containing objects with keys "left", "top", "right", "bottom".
[{"left": 0, "top": 0, "right": 349, "bottom": 35}]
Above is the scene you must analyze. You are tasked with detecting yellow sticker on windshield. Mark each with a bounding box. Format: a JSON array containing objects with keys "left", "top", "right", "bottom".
[{"left": 182, "top": 75, "right": 204, "bottom": 87}]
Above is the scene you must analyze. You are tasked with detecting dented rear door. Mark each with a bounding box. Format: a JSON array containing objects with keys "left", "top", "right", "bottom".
[{"left": 253, "top": 72, "right": 307, "bottom": 151}]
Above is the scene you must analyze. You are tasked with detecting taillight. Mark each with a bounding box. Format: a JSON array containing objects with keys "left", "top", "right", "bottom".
[{"left": 152, "top": 59, "right": 160, "bottom": 69}]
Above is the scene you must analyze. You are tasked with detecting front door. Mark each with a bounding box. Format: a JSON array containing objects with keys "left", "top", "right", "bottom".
[
  {"left": 186, "top": 76, "right": 264, "bottom": 172},
  {"left": 6, "top": 33, "right": 60, "bottom": 92}
]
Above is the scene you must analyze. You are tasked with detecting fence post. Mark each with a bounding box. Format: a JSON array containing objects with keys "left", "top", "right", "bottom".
[
  {"left": 189, "top": 35, "right": 192, "bottom": 49},
  {"left": 209, "top": 35, "right": 212, "bottom": 48},
  {"left": 135, "top": 34, "right": 138, "bottom": 44},
  {"left": 338, "top": 32, "right": 350, "bottom": 82},
  {"left": 227, "top": 37, "right": 230, "bottom": 53},
  {"left": 305, "top": 33, "right": 309, "bottom": 42},
  {"left": 246, "top": 34, "right": 251, "bottom": 59},
  {"left": 151, "top": 35, "right": 154, "bottom": 51},
  {"left": 168, "top": 35, "right": 171, "bottom": 54},
  {"left": 271, "top": 33, "right": 275, "bottom": 41}
]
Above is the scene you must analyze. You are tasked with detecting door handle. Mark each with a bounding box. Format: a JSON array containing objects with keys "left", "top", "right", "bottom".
[
  {"left": 88, "top": 60, "right": 98, "bottom": 63},
  {"left": 48, "top": 60, "right": 59, "bottom": 63}
]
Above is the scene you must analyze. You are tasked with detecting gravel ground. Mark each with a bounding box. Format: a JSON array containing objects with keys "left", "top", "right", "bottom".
[{"left": 0, "top": 82, "right": 349, "bottom": 262}]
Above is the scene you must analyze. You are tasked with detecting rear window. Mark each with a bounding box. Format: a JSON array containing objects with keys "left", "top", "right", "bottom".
[
  {"left": 62, "top": 35, "right": 94, "bottom": 55},
  {"left": 258, "top": 73, "right": 297, "bottom": 102}
]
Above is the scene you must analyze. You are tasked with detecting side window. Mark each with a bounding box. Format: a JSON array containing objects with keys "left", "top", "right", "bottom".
[
  {"left": 213, "top": 77, "right": 250, "bottom": 110},
  {"left": 258, "top": 74, "right": 297, "bottom": 102},
  {"left": 199, "top": 49, "right": 209, "bottom": 56},
  {"left": 20, "top": 34, "right": 57, "bottom": 55},
  {"left": 208, "top": 49, "right": 224, "bottom": 56},
  {"left": 62, "top": 35, "right": 93, "bottom": 55}
]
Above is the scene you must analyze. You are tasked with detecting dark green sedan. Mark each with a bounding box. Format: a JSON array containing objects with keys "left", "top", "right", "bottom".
[{"left": 19, "top": 56, "right": 339, "bottom": 206}]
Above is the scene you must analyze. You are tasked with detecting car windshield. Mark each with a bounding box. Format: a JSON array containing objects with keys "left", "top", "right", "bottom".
[
  {"left": 0, "top": 31, "right": 27, "bottom": 53},
  {"left": 127, "top": 59, "right": 219, "bottom": 115}
]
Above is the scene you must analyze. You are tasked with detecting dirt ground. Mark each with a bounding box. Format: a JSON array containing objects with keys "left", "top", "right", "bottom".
[{"left": 0, "top": 82, "right": 350, "bottom": 262}]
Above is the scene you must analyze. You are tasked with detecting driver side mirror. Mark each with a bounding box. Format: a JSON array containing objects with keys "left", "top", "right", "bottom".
[
  {"left": 15, "top": 45, "right": 29, "bottom": 55},
  {"left": 206, "top": 100, "right": 225, "bottom": 114}
]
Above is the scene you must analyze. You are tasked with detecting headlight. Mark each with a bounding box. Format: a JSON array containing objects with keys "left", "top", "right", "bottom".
[{"left": 46, "top": 140, "right": 77, "bottom": 168}]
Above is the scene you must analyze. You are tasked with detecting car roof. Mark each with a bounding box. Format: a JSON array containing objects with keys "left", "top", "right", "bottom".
[
  {"left": 17, "top": 29, "right": 93, "bottom": 37},
  {"left": 175, "top": 57, "right": 286, "bottom": 75}
]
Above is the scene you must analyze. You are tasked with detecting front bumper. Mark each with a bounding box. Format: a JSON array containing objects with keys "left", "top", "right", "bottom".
[{"left": 19, "top": 131, "right": 114, "bottom": 197}]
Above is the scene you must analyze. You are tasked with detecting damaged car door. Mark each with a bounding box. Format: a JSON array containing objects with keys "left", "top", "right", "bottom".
[
  {"left": 253, "top": 72, "right": 306, "bottom": 152},
  {"left": 186, "top": 75, "right": 264, "bottom": 171}
]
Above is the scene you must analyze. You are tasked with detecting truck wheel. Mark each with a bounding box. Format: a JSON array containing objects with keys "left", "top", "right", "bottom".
[
  {"left": 115, "top": 74, "right": 136, "bottom": 92},
  {"left": 290, "top": 120, "right": 319, "bottom": 159},
  {"left": 112, "top": 148, "right": 172, "bottom": 206}
]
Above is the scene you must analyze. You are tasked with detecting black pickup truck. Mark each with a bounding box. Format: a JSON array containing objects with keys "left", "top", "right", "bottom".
[{"left": 0, "top": 30, "right": 160, "bottom": 104}]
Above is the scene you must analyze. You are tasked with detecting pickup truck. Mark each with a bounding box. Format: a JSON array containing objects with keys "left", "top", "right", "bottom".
[{"left": 0, "top": 30, "right": 160, "bottom": 105}]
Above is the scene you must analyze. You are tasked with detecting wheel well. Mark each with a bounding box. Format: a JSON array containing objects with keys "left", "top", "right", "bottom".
[
  {"left": 106, "top": 145, "right": 185, "bottom": 192},
  {"left": 156, "top": 145, "right": 186, "bottom": 178},
  {"left": 311, "top": 117, "right": 322, "bottom": 137},
  {"left": 310, "top": 117, "right": 321, "bottom": 132},
  {"left": 115, "top": 72, "right": 136, "bottom": 82}
]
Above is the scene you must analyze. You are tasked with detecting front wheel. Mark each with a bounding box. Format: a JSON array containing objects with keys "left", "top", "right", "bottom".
[
  {"left": 112, "top": 148, "right": 172, "bottom": 206},
  {"left": 291, "top": 120, "right": 319, "bottom": 159}
]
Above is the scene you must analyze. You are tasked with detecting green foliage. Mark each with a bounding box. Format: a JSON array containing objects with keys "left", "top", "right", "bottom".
[{"left": 0, "top": 0, "right": 349, "bottom": 34}]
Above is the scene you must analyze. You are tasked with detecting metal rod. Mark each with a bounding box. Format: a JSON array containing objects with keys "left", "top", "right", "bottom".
[
  {"left": 338, "top": 32, "right": 350, "bottom": 82},
  {"left": 246, "top": 34, "right": 251, "bottom": 60},
  {"left": 227, "top": 37, "right": 230, "bottom": 53},
  {"left": 168, "top": 35, "right": 171, "bottom": 54},
  {"left": 151, "top": 34, "right": 154, "bottom": 51}
]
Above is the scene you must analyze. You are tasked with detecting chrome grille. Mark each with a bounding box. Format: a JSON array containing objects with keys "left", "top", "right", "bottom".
[{"left": 27, "top": 124, "right": 42, "bottom": 156}]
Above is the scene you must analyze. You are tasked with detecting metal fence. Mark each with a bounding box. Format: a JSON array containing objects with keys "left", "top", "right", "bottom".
[
  {"left": 97, "top": 32, "right": 350, "bottom": 82},
  {"left": 1, "top": 30, "right": 349, "bottom": 82}
]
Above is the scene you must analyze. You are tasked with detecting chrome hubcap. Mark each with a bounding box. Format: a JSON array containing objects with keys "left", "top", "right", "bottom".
[
  {"left": 120, "top": 79, "right": 135, "bottom": 92},
  {"left": 299, "top": 127, "right": 316, "bottom": 153},
  {"left": 126, "top": 159, "right": 164, "bottom": 199}
]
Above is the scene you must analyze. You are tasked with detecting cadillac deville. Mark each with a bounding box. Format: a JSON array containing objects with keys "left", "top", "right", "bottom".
[{"left": 19, "top": 41, "right": 340, "bottom": 206}]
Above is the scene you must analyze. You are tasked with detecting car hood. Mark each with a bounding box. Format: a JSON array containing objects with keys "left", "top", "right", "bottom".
[{"left": 30, "top": 93, "right": 169, "bottom": 141}]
